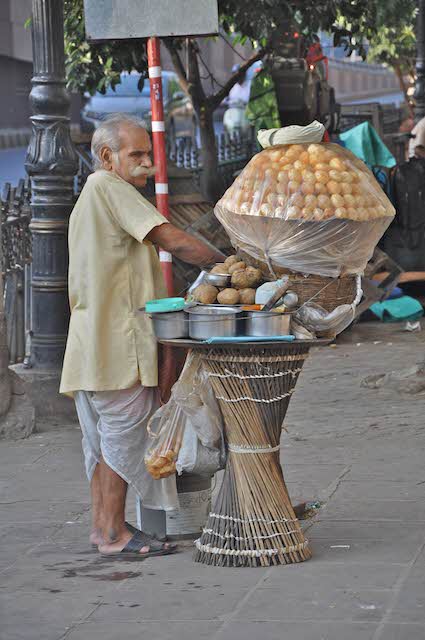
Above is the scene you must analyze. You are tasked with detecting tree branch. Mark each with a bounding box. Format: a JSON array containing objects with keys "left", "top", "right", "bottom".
[
  {"left": 219, "top": 33, "right": 247, "bottom": 61},
  {"left": 197, "top": 49, "right": 225, "bottom": 90},
  {"left": 163, "top": 39, "right": 189, "bottom": 94},
  {"left": 187, "top": 39, "right": 206, "bottom": 104},
  {"left": 209, "top": 49, "right": 266, "bottom": 109}
]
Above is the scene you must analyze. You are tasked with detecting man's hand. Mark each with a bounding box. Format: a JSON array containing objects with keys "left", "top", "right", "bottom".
[
  {"left": 158, "top": 344, "right": 176, "bottom": 405},
  {"left": 146, "top": 223, "right": 224, "bottom": 268}
]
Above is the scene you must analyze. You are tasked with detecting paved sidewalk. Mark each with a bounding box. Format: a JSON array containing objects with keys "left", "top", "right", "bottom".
[{"left": 1, "top": 323, "right": 425, "bottom": 640}]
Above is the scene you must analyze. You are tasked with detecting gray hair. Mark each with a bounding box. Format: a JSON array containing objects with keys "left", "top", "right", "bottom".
[{"left": 91, "top": 113, "right": 148, "bottom": 171}]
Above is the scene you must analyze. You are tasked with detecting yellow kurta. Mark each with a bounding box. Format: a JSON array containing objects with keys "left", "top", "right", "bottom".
[{"left": 60, "top": 170, "right": 168, "bottom": 396}]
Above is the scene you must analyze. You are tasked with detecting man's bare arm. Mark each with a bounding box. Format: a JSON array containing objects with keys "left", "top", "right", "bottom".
[{"left": 146, "top": 223, "right": 225, "bottom": 268}]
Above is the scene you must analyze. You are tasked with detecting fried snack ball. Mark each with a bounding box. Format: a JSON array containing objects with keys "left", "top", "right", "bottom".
[
  {"left": 223, "top": 255, "right": 240, "bottom": 268},
  {"left": 210, "top": 263, "right": 229, "bottom": 274},
  {"left": 220, "top": 143, "right": 395, "bottom": 222},
  {"left": 232, "top": 266, "right": 263, "bottom": 289},
  {"left": 146, "top": 447, "right": 178, "bottom": 479},
  {"left": 228, "top": 261, "right": 247, "bottom": 274},
  {"left": 238, "top": 288, "right": 256, "bottom": 304},
  {"left": 217, "top": 288, "right": 240, "bottom": 305},
  {"left": 193, "top": 284, "right": 218, "bottom": 304}
]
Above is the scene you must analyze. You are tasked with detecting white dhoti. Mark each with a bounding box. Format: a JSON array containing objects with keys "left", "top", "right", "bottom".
[{"left": 74, "top": 383, "right": 179, "bottom": 511}]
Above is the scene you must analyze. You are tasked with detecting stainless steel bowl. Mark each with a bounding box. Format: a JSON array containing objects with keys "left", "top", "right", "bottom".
[
  {"left": 186, "top": 306, "right": 242, "bottom": 340},
  {"left": 150, "top": 311, "right": 188, "bottom": 339},
  {"left": 204, "top": 272, "right": 231, "bottom": 288},
  {"left": 245, "top": 311, "right": 291, "bottom": 337}
]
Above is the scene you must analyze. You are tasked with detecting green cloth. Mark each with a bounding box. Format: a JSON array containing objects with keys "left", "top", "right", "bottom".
[
  {"left": 339, "top": 121, "right": 396, "bottom": 169},
  {"left": 245, "top": 70, "right": 281, "bottom": 137},
  {"left": 370, "top": 296, "right": 423, "bottom": 323}
]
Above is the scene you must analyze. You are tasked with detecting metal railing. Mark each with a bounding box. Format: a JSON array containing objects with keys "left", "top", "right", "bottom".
[
  {"left": 168, "top": 128, "right": 258, "bottom": 190},
  {"left": 0, "top": 180, "right": 32, "bottom": 364}
]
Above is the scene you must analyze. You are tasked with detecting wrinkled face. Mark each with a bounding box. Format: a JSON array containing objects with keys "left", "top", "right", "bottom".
[{"left": 100, "top": 124, "right": 156, "bottom": 188}]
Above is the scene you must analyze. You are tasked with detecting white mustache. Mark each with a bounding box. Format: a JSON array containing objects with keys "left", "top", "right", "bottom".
[{"left": 130, "top": 165, "right": 157, "bottom": 177}]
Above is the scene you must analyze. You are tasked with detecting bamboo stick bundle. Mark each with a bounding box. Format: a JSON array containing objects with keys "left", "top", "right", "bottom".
[{"left": 194, "top": 343, "right": 312, "bottom": 567}]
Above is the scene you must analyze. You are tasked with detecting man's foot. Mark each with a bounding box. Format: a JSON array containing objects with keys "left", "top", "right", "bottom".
[
  {"left": 99, "top": 531, "right": 176, "bottom": 557},
  {"left": 90, "top": 521, "right": 140, "bottom": 547},
  {"left": 89, "top": 528, "right": 104, "bottom": 546}
]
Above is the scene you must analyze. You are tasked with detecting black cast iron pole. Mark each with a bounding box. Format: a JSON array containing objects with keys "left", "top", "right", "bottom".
[
  {"left": 25, "top": 0, "right": 77, "bottom": 368},
  {"left": 415, "top": 0, "right": 425, "bottom": 122}
]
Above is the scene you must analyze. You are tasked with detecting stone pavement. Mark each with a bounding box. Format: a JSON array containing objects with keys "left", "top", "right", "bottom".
[{"left": 1, "top": 323, "right": 425, "bottom": 640}]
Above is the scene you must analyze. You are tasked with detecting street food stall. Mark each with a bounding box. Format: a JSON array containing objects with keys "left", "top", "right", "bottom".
[{"left": 143, "top": 122, "right": 395, "bottom": 567}]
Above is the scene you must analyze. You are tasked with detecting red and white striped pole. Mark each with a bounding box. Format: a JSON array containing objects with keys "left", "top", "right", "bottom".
[{"left": 147, "top": 37, "right": 173, "bottom": 295}]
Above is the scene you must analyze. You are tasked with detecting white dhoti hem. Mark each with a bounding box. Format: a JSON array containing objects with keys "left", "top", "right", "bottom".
[{"left": 74, "top": 383, "right": 179, "bottom": 511}]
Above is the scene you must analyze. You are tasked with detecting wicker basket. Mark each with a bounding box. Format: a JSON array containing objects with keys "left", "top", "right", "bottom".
[{"left": 238, "top": 250, "right": 357, "bottom": 312}]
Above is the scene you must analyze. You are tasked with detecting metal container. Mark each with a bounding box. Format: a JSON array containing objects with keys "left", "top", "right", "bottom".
[
  {"left": 186, "top": 306, "right": 242, "bottom": 340},
  {"left": 150, "top": 311, "right": 188, "bottom": 339},
  {"left": 204, "top": 272, "right": 231, "bottom": 288},
  {"left": 245, "top": 311, "right": 291, "bottom": 337}
]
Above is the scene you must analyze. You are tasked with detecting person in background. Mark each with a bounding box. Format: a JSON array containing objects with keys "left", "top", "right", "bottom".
[
  {"left": 60, "top": 113, "right": 223, "bottom": 559},
  {"left": 223, "top": 64, "right": 252, "bottom": 134}
]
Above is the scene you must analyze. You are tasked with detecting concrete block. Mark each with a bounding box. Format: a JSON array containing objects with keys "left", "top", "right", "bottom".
[
  {"left": 66, "top": 621, "right": 219, "bottom": 640},
  {"left": 388, "top": 578, "right": 425, "bottom": 623},
  {"left": 215, "top": 621, "right": 378, "bottom": 640},
  {"left": 0, "top": 370, "right": 35, "bottom": 440},
  {"left": 236, "top": 587, "right": 392, "bottom": 622},
  {"left": 261, "top": 561, "right": 403, "bottom": 590},
  {"left": 321, "top": 499, "right": 425, "bottom": 523},
  {"left": 9, "top": 364, "right": 77, "bottom": 420},
  {"left": 86, "top": 588, "right": 251, "bottom": 622},
  {"left": 0, "top": 592, "right": 96, "bottom": 627},
  {"left": 311, "top": 539, "right": 421, "bottom": 565},
  {"left": 378, "top": 624, "right": 425, "bottom": 640}
]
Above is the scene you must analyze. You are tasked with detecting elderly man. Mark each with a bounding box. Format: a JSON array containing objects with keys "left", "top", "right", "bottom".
[{"left": 60, "top": 114, "right": 223, "bottom": 558}]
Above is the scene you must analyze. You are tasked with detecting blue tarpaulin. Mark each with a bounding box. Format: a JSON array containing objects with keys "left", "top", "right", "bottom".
[
  {"left": 339, "top": 121, "right": 396, "bottom": 169},
  {"left": 370, "top": 296, "right": 423, "bottom": 323}
]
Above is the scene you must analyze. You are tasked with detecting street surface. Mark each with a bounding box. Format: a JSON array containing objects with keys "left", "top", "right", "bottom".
[{"left": 1, "top": 322, "right": 425, "bottom": 640}]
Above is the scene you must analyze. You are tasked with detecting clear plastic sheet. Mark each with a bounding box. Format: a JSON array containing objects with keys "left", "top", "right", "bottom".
[{"left": 215, "top": 143, "right": 395, "bottom": 278}]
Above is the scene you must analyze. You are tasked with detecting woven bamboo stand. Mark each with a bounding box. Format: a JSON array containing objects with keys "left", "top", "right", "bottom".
[{"left": 193, "top": 342, "right": 313, "bottom": 567}]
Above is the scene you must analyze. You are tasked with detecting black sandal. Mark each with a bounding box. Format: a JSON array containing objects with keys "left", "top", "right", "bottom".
[{"left": 100, "top": 530, "right": 177, "bottom": 559}]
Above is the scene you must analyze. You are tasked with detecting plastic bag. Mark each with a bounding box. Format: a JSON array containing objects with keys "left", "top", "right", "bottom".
[
  {"left": 215, "top": 137, "right": 395, "bottom": 278},
  {"left": 145, "top": 403, "right": 185, "bottom": 479},
  {"left": 257, "top": 120, "right": 325, "bottom": 148},
  {"left": 294, "top": 275, "right": 363, "bottom": 337},
  {"left": 145, "top": 353, "right": 224, "bottom": 479},
  {"left": 176, "top": 424, "right": 225, "bottom": 476},
  {"left": 295, "top": 302, "right": 355, "bottom": 337},
  {"left": 173, "top": 354, "right": 222, "bottom": 450}
]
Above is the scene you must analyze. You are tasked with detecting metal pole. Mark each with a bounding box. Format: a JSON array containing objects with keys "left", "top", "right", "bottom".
[
  {"left": 25, "top": 0, "right": 78, "bottom": 368},
  {"left": 415, "top": 0, "right": 425, "bottom": 123},
  {"left": 147, "top": 37, "right": 173, "bottom": 294}
]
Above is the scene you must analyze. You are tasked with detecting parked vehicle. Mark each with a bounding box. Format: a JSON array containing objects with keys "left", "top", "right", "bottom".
[
  {"left": 270, "top": 31, "right": 340, "bottom": 133},
  {"left": 81, "top": 71, "right": 197, "bottom": 142}
]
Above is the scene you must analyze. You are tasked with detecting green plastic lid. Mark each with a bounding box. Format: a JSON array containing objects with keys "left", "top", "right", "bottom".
[{"left": 145, "top": 297, "right": 186, "bottom": 313}]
